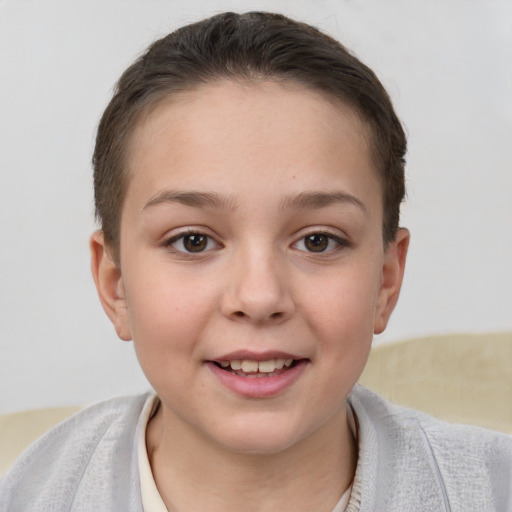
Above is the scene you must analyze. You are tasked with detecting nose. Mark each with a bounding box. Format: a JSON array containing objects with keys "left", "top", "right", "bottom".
[{"left": 220, "top": 247, "right": 295, "bottom": 325}]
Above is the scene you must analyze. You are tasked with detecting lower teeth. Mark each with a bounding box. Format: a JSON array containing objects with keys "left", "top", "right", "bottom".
[{"left": 235, "top": 371, "right": 279, "bottom": 377}]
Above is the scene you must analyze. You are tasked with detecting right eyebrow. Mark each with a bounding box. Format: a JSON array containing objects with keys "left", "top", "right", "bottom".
[{"left": 142, "top": 190, "right": 237, "bottom": 212}]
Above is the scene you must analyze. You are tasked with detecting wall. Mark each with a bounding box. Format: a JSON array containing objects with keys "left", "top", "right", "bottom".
[{"left": 1, "top": 0, "right": 511, "bottom": 413}]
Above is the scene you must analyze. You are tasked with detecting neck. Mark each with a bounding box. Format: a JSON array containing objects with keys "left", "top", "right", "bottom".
[{"left": 146, "top": 402, "right": 357, "bottom": 512}]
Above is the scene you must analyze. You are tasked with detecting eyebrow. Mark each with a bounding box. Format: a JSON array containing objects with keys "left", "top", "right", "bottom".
[
  {"left": 143, "top": 190, "right": 238, "bottom": 211},
  {"left": 143, "top": 189, "right": 366, "bottom": 214},
  {"left": 280, "top": 191, "right": 367, "bottom": 213}
]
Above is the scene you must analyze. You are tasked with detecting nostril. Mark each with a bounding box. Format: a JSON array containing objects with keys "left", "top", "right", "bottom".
[{"left": 232, "top": 310, "right": 283, "bottom": 320}]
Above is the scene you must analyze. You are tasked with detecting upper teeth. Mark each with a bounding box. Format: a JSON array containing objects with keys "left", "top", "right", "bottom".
[{"left": 220, "top": 359, "right": 293, "bottom": 373}]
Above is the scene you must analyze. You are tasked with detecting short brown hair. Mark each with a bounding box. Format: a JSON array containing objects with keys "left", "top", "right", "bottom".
[{"left": 93, "top": 11, "right": 406, "bottom": 259}]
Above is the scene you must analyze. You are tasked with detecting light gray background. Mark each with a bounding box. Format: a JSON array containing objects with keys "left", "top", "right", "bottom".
[{"left": 1, "top": 0, "right": 511, "bottom": 414}]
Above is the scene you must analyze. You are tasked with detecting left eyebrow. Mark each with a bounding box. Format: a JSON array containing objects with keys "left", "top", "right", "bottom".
[
  {"left": 280, "top": 191, "right": 367, "bottom": 213},
  {"left": 143, "top": 190, "right": 237, "bottom": 211}
]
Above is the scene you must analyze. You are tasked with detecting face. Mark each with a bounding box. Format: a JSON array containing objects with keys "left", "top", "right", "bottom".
[{"left": 92, "top": 80, "right": 408, "bottom": 455}]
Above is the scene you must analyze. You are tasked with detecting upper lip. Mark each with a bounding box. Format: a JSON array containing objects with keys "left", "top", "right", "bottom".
[{"left": 211, "top": 350, "right": 304, "bottom": 362}]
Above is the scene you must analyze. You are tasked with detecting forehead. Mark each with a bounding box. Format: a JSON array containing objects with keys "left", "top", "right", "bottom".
[{"left": 123, "top": 80, "right": 381, "bottom": 214}]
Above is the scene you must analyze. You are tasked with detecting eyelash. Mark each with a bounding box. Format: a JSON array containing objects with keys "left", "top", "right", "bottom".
[
  {"left": 163, "top": 229, "right": 348, "bottom": 256},
  {"left": 164, "top": 231, "right": 220, "bottom": 255},
  {"left": 292, "top": 231, "right": 349, "bottom": 254}
]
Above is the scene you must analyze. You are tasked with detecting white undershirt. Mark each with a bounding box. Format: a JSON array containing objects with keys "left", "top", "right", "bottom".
[
  {"left": 137, "top": 394, "right": 355, "bottom": 512},
  {"left": 138, "top": 395, "right": 167, "bottom": 512}
]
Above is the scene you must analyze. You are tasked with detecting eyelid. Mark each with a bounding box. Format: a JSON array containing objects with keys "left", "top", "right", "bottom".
[
  {"left": 291, "top": 228, "right": 350, "bottom": 253},
  {"left": 163, "top": 228, "right": 222, "bottom": 255}
]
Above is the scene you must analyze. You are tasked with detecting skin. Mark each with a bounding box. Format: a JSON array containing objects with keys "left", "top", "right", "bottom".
[{"left": 91, "top": 80, "right": 409, "bottom": 512}]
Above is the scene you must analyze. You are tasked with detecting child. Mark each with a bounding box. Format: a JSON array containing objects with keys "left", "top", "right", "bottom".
[{"left": 1, "top": 11, "right": 510, "bottom": 512}]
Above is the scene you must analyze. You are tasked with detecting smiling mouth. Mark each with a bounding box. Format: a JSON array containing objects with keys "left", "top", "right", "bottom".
[{"left": 212, "top": 358, "right": 300, "bottom": 378}]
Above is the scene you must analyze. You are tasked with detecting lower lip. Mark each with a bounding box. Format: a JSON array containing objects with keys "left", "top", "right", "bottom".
[{"left": 207, "top": 360, "right": 308, "bottom": 398}]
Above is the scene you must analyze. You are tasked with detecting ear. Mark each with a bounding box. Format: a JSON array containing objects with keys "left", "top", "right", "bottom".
[
  {"left": 374, "top": 228, "right": 410, "bottom": 335},
  {"left": 90, "top": 230, "right": 132, "bottom": 341}
]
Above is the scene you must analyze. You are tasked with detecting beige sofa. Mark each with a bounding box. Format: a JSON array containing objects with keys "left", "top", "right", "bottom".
[{"left": 359, "top": 331, "right": 512, "bottom": 434}]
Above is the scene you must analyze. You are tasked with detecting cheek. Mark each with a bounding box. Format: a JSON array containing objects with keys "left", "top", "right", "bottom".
[
  {"left": 301, "top": 264, "right": 381, "bottom": 322},
  {"left": 298, "top": 265, "right": 380, "bottom": 357},
  {"left": 123, "top": 270, "right": 217, "bottom": 358}
]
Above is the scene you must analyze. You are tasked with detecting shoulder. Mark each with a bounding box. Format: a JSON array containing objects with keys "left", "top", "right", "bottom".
[
  {"left": 0, "top": 393, "right": 150, "bottom": 512},
  {"left": 348, "top": 385, "right": 512, "bottom": 512},
  {"left": 349, "top": 384, "right": 512, "bottom": 455}
]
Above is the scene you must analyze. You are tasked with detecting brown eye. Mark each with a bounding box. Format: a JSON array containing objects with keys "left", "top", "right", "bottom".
[
  {"left": 167, "top": 232, "right": 217, "bottom": 254},
  {"left": 293, "top": 232, "right": 346, "bottom": 254},
  {"left": 304, "top": 234, "right": 329, "bottom": 252},
  {"left": 183, "top": 234, "right": 208, "bottom": 252}
]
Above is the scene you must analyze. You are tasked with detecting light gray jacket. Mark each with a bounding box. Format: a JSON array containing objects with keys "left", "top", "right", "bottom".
[{"left": 1, "top": 386, "right": 511, "bottom": 511}]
